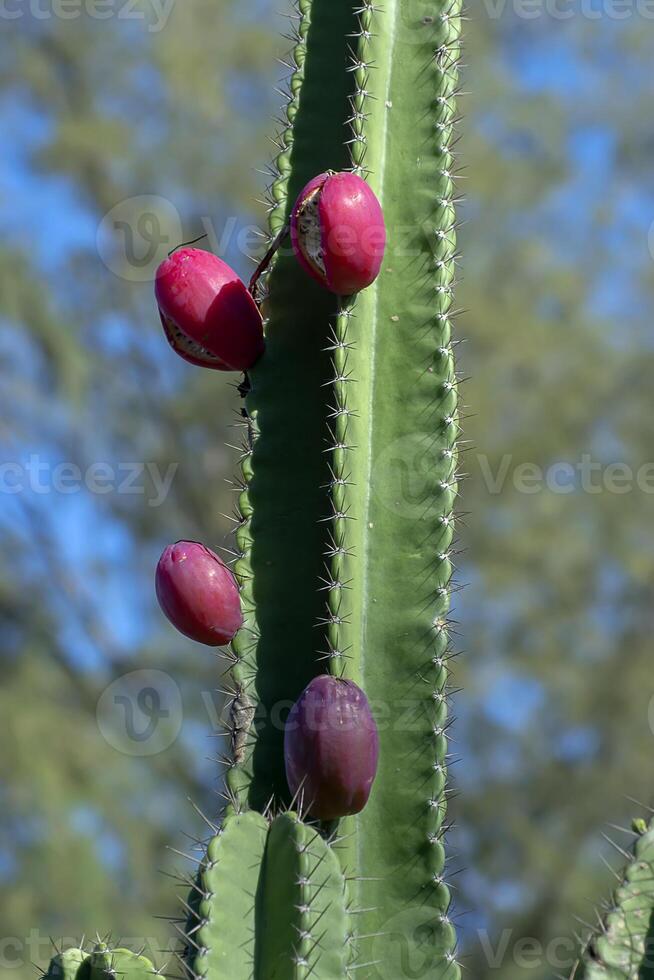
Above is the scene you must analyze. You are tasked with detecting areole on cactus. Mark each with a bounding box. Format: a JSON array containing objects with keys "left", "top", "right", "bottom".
[{"left": 41, "top": 2, "right": 654, "bottom": 980}]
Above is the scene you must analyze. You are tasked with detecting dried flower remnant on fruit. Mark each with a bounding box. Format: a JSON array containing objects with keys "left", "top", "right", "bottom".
[{"left": 294, "top": 186, "right": 326, "bottom": 278}]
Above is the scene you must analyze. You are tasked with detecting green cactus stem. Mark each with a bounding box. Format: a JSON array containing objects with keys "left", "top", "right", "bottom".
[
  {"left": 223, "top": 0, "right": 462, "bottom": 975},
  {"left": 182, "top": 811, "right": 350, "bottom": 980},
  {"left": 256, "top": 813, "right": 351, "bottom": 979},
  {"left": 184, "top": 810, "right": 268, "bottom": 979},
  {"left": 44, "top": 946, "right": 157, "bottom": 980},
  {"left": 43, "top": 949, "right": 89, "bottom": 980},
  {"left": 572, "top": 816, "right": 654, "bottom": 980},
  {"left": 89, "top": 948, "right": 157, "bottom": 980}
]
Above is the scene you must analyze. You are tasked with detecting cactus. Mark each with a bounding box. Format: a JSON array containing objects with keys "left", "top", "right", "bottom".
[
  {"left": 43, "top": 946, "right": 157, "bottom": 980},
  {"left": 178, "top": 810, "right": 351, "bottom": 979},
  {"left": 222, "top": 0, "right": 462, "bottom": 974},
  {"left": 41, "top": 2, "right": 654, "bottom": 979},
  {"left": 571, "top": 816, "right": 654, "bottom": 980},
  {"left": 44, "top": 949, "right": 89, "bottom": 980}
]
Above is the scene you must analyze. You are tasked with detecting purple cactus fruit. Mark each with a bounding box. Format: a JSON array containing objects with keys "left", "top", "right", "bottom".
[
  {"left": 155, "top": 247, "right": 264, "bottom": 371},
  {"left": 284, "top": 675, "right": 380, "bottom": 820},
  {"left": 290, "top": 171, "right": 386, "bottom": 295},
  {"left": 155, "top": 540, "right": 243, "bottom": 646}
]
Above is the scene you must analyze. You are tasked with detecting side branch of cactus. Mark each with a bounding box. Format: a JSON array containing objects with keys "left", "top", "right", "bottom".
[
  {"left": 572, "top": 816, "right": 654, "bottom": 980},
  {"left": 181, "top": 811, "right": 351, "bottom": 980},
  {"left": 43, "top": 945, "right": 158, "bottom": 980}
]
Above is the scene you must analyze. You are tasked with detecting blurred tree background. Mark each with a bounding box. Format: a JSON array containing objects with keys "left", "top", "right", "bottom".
[{"left": 0, "top": 2, "right": 653, "bottom": 978}]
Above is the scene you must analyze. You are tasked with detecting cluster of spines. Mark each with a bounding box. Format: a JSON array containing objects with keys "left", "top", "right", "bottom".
[
  {"left": 416, "top": 3, "right": 465, "bottom": 972},
  {"left": 321, "top": 295, "right": 357, "bottom": 676},
  {"left": 347, "top": 1, "right": 376, "bottom": 181},
  {"left": 261, "top": 0, "right": 311, "bottom": 238},
  {"left": 221, "top": 0, "right": 313, "bottom": 813}
]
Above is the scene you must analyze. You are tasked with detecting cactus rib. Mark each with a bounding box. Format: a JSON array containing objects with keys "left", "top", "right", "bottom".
[
  {"left": 223, "top": 0, "right": 314, "bottom": 812},
  {"left": 257, "top": 813, "right": 351, "bottom": 979},
  {"left": 184, "top": 810, "right": 268, "bottom": 980}
]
